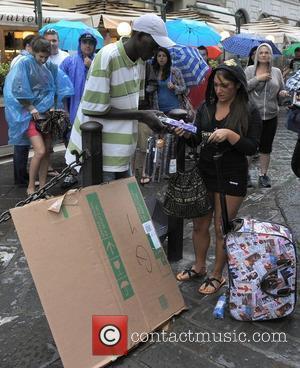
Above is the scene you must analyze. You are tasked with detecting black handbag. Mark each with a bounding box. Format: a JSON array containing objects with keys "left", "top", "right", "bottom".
[
  {"left": 35, "top": 110, "right": 71, "bottom": 140},
  {"left": 286, "top": 107, "right": 300, "bottom": 134},
  {"left": 163, "top": 163, "right": 211, "bottom": 219}
]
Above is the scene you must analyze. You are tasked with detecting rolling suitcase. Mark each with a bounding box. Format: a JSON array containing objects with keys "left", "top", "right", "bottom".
[{"left": 214, "top": 152, "right": 297, "bottom": 321}]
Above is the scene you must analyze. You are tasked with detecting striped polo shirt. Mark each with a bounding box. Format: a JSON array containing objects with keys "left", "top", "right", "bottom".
[{"left": 65, "top": 39, "right": 145, "bottom": 172}]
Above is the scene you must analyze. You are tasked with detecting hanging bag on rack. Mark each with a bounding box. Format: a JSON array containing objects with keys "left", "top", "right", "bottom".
[
  {"left": 163, "top": 163, "right": 211, "bottom": 219},
  {"left": 163, "top": 134, "right": 211, "bottom": 219}
]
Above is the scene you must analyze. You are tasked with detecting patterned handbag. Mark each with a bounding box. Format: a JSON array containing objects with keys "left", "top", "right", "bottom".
[
  {"left": 35, "top": 110, "right": 71, "bottom": 140},
  {"left": 226, "top": 218, "right": 297, "bottom": 321},
  {"left": 163, "top": 163, "right": 211, "bottom": 219}
]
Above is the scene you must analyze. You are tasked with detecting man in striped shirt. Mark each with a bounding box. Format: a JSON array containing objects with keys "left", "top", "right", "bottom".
[{"left": 65, "top": 14, "right": 175, "bottom": 181}]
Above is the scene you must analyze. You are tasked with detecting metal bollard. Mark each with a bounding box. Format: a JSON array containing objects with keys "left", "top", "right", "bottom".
[
  {"left": 80, "top": 121, "right": 103, "bottom": 187},
  {"left": 166, "top": 109, "right": 186, "bottom": 262}
]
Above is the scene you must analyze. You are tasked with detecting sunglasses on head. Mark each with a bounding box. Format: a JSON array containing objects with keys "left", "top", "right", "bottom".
[{"left": 44, "top": 29, "right": 58, "bottom": 35}]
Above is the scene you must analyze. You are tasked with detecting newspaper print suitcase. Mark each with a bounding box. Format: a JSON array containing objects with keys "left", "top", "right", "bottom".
[
  {"left": 213, "top": 150, "right": 297, "bottom": 322},
  {"left": 226, "top": 218, "right": 297, "bottom": 321}
]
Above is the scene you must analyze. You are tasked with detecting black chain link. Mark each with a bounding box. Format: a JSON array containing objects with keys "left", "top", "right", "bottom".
[{"left": 0, "top": 150, "right": 84, "bottom": 224}]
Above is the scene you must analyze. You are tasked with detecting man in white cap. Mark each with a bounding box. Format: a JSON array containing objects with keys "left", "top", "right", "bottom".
[{"left": 66, "top": 14, "right": 175, "bottom": 182}]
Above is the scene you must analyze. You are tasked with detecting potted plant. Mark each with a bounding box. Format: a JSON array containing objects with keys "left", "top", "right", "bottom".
[{"left": 0, "top": 62, "right": 10, "bottom": 95}]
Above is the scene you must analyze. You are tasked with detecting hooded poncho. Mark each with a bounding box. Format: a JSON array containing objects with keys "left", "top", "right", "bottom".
[
  {"left": 60, "top": 33, "right": 96, "bottom": 125},
  {"left": 4, "top": 54, "right": 74, "bottom": 145}
]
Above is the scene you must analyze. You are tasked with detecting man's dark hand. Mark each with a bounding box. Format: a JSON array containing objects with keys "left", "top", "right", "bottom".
[{"left": 139, "top": 110, "right": 166, "bottom": 133}]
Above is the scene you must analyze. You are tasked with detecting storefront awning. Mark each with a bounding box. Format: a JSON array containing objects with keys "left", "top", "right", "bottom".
[
  {"left": 70, "top": 0, "right": 236, "bottom": 34},
  {"left": 241, "top": 18, "right": 300, "bottom": 45},
  {"left": 70, "top": 0, "right": 156, "bottom": 29},
  {"left": 91, "top": 14, "right": 139, "bottom": 29},
  {"left": 166, "top": 13, "right": 235, "bottom": 34},
  {"left": 0, "top": 0, "right": 92, "bottom": 28}
]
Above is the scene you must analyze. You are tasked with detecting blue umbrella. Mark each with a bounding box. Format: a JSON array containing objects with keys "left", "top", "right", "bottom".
[
  {"left": 39, "top": 20, "right": 104, "bottom": 51},
  {"left": 168, "top": 45, "right": 210, "bottom": 87},
  {"left": 166, "top": 19, "right": 221, "bottom": 47},
  {"left": 222, "top": 33, "right": 281, "bottom": 57}
]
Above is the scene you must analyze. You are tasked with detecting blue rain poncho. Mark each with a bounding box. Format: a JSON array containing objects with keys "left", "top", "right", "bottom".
[
  {"left": 4, "top": 54, "right": 74, "bottom": 145},
  {"left": 60, "top": 33, "right": 96, "bottom": 124}
]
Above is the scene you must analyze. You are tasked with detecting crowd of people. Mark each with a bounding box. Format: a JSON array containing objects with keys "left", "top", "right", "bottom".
[{"left": 3, "top": 13, "right": 300, "bottom": 296}]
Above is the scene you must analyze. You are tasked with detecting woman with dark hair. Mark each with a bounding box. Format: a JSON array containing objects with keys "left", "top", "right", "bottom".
[
  {"left": 146, "top": 47, "right": 189, "bottom": 114},
  {"left": 4, "top": 36, "right": 73, "bottom": 196},
  {"left": 247, "top": 46, "right": 258, "bottom": 67},
  {"left": 174, "top": 60, "right": 262, "bottom": 294}
]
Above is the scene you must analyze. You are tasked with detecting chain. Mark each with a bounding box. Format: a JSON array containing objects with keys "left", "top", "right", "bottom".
[{"left": 0, "top": 150, "right": 84, "bottom": 224}]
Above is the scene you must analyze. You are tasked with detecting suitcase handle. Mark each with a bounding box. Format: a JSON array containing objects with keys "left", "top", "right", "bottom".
[{"left": 260, "top": 260, "right": 295, "bottom": 298}]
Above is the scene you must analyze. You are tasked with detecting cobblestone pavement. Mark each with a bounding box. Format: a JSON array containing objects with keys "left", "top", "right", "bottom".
[{"left": 0, "top": 109, "right": 299, "bottom": 368}]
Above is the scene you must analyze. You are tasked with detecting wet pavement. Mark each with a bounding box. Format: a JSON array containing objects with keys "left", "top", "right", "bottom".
[{"left": 0, "top": 108, "right": 299, "bottom": 368}]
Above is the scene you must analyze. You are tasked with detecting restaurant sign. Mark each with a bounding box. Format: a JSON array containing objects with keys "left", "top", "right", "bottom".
[{"left": 0, "top": 14, "right": 52, "bottom": 26}]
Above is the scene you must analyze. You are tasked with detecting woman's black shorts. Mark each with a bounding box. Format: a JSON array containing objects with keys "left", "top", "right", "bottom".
[
  {"left": 259, "top": 116, "right": 278, "bottom": 154},
  {"left": 202, "top": 167, "right": 248, "bottom": 197}
]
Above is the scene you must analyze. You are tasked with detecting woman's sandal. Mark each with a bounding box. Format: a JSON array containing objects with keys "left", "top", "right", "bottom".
[
  {"left": 198, "top": 277, "right": 226, "bottom": 295},
  {"left": 176, "top": 267, "right": 207, "bottom": 281},
  {"left": 140, "top": 176, "right": 151, "bottom": 186}
]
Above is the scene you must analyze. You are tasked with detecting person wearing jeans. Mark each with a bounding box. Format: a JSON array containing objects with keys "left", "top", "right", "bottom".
[{"left": 13, "top": 144, "right": 29, "bottom": 186}]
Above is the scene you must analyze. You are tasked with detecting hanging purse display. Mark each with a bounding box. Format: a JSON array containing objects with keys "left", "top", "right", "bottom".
[{"left": 163, "top": 160, "right": 211, "bottom": 219}]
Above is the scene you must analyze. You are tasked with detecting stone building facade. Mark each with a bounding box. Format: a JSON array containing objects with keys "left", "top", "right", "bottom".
[{"left": 53, "top": 0, "right": 300, "bottom": 26}]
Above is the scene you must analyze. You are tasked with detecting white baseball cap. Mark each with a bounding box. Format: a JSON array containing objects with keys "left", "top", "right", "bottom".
[{"left": 132, "top": 14, "right": 175, "bottom": 48}]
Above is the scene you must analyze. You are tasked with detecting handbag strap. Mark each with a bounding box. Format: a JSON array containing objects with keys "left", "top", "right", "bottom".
[
  {"left": 260, "top": 260, "right": 295, "bottom": 298},
  {"left": 213, "top": 149, "right": 231, "bottom": 235}
]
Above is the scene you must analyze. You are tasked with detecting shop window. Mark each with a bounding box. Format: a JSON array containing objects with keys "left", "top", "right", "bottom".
[{"left": 4, "top": 31, "right": 35, "bottom": 62}]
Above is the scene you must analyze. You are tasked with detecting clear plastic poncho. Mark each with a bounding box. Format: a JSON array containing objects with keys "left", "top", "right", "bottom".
[{"left": 4, "top": 54, "right": 74, "bottom": 145}]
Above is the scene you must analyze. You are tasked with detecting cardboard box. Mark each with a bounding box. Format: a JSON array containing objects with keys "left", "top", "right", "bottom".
[{"left": 11, "top": 177, "right": 186, "bottom": 368}]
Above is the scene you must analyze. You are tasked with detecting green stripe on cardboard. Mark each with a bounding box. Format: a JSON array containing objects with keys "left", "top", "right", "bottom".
[{"left": 86, "top": 192, "right": 134, "bottom": 301}]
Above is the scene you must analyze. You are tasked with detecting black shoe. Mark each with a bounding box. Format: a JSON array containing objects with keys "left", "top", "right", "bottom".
[
  {"left": 61, "top": 174, "right": 78, "bottom": 189},
  {"left": 258, "top": 175, "right": 271, "bottom": 188}
]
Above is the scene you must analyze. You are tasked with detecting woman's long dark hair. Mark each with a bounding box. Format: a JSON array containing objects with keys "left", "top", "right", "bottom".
[
  {"left": 152, "top": 47, "right": 172, "bottom": 80},
  {"left": 206, "top": 69, "right": 249, "bottom": 136},
  {"left": 247, "top": 46, "right": 258, "bottom": 66}
]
